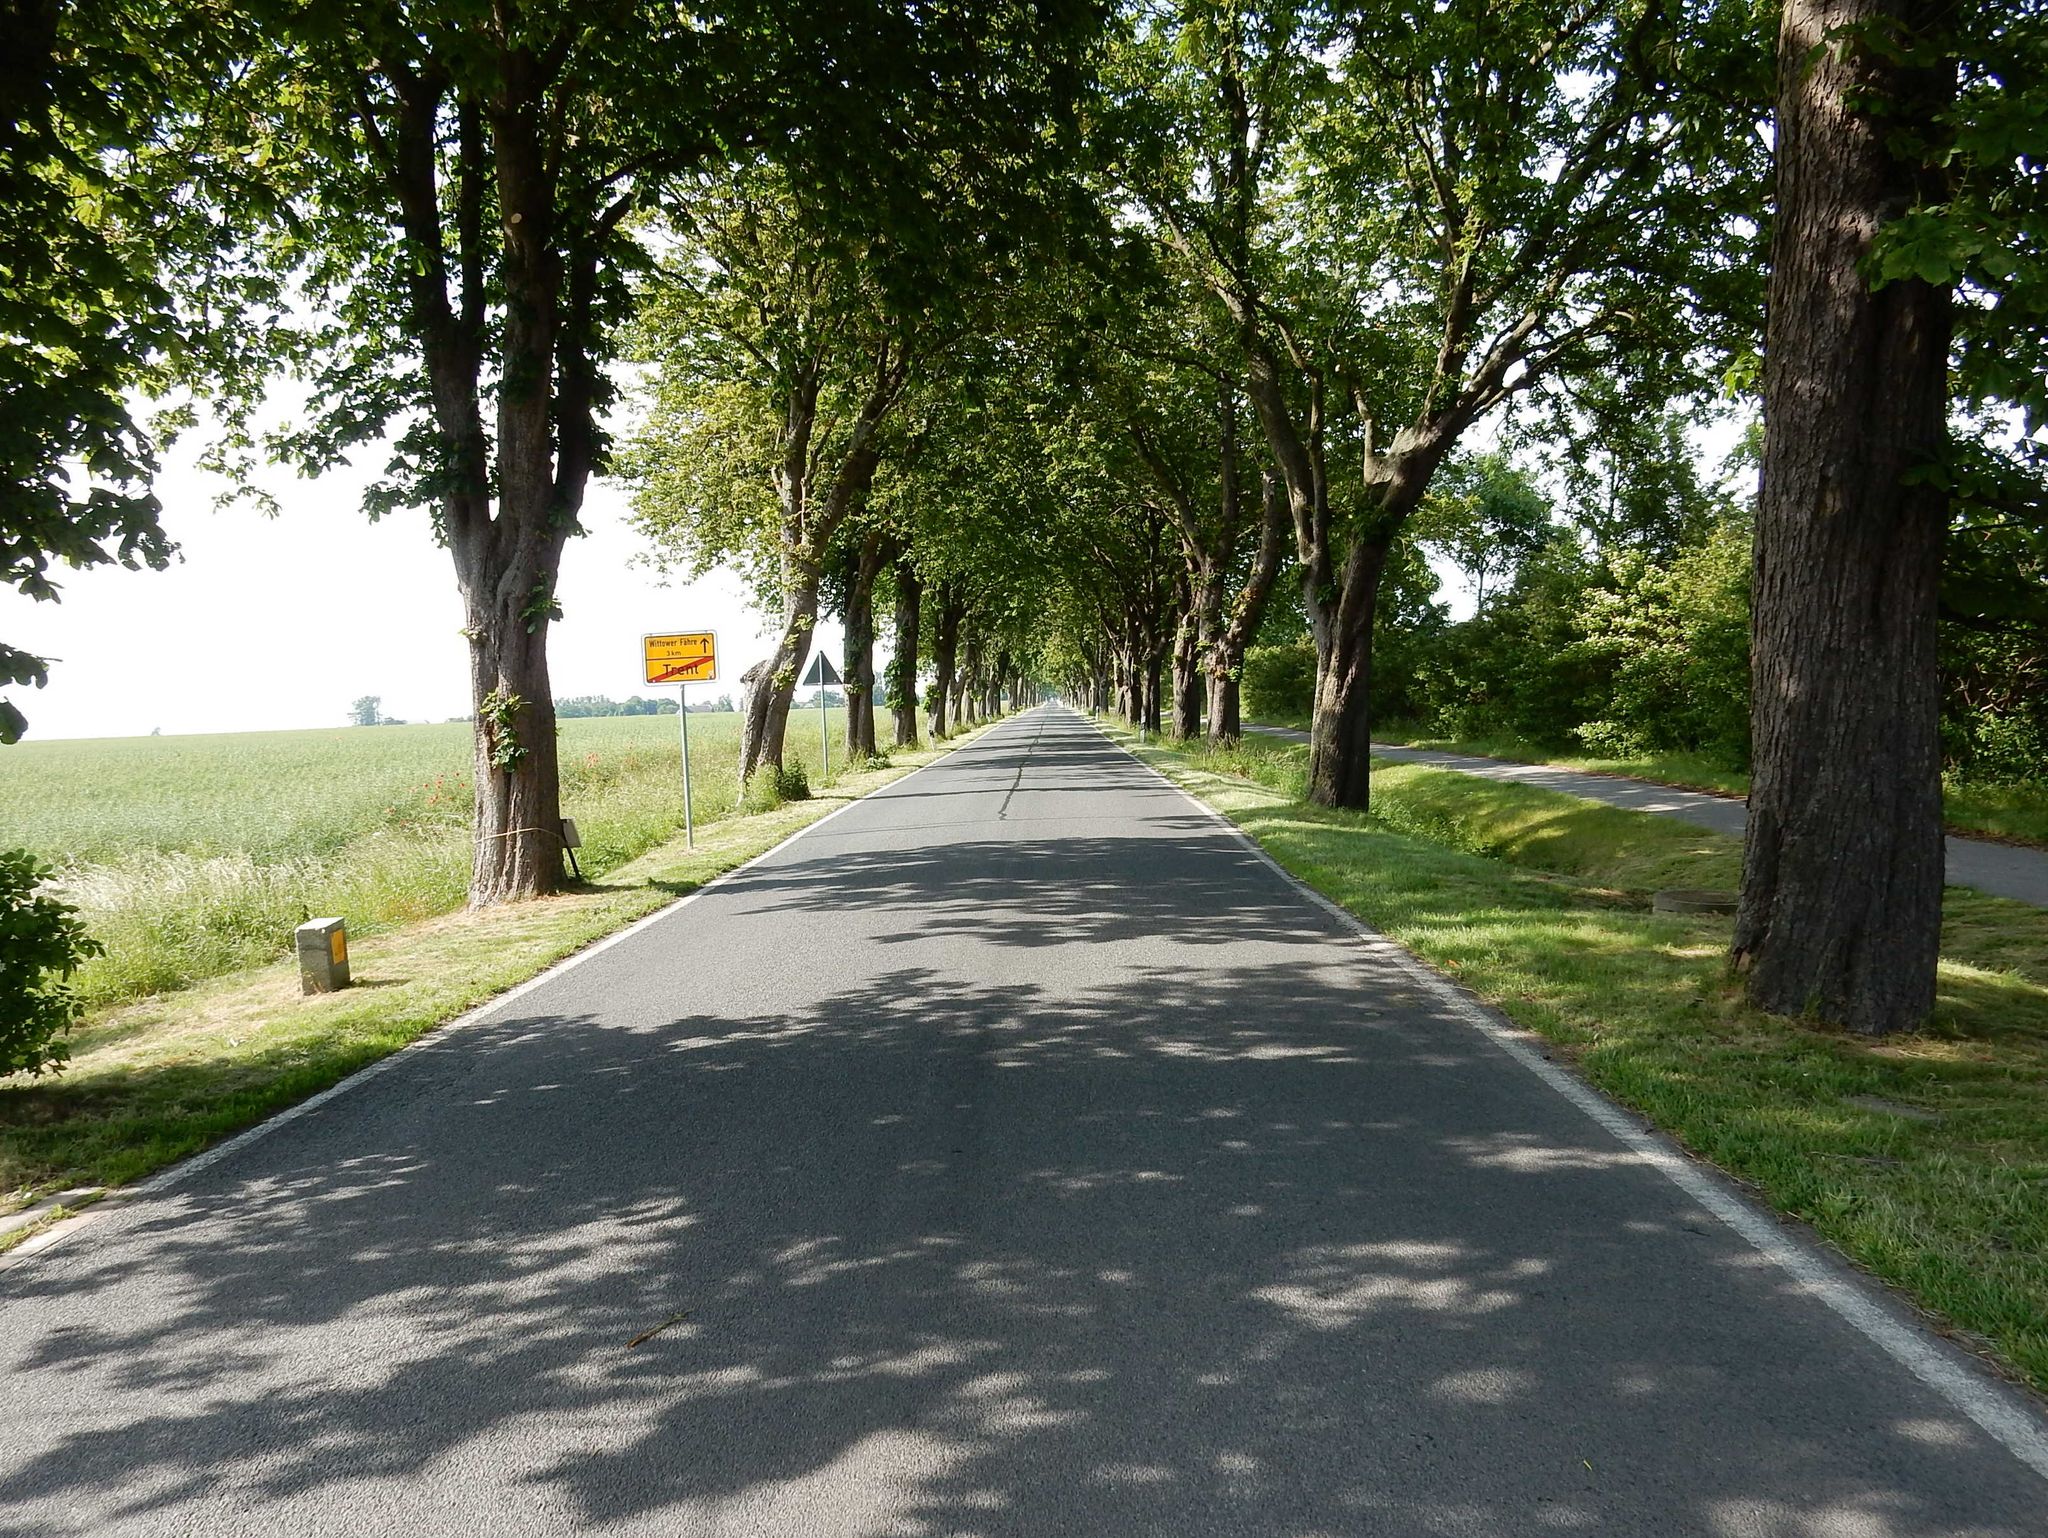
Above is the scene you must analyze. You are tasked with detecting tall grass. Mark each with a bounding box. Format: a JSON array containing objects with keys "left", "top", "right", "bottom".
[{"left": 2, "top": 711, "right": 864, "bottom": 1009}]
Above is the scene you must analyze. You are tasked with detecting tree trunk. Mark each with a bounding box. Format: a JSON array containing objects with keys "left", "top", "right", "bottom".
[
  {"left": 842, "top": 533, "right": 890, "bottom": 762},
  {"left": 1732, "top": 0, "right": 1954, "bottom": 1035},
  {"left": 928, "top": 587, "right": 961, "bottom": 738},
  {"left": 1171, "top": 572, "right": 1205, "bottom": 740},
  {"left": 961, "top": 638, "right": 983, "bottom": 725},
  {"left": 888, "top": 556, "right": 921, "bottom": 748},
  {"left": 739, "top": 566, "right": 818, "bottom": 781},
  {"left": 1206, "top": 669, "right": 1241, "bottom": 742},
  {"left": 464, "top": 602, "right": 564, "bottom": 904},
  {"left": 990, "top": 651, "right": 1011, "bottom": 718},
  {"left": 1208, "top": 470, "right": 1290, "bottom": 743},
  {"left": 1304, "top": 538, "right": 1391, "bottom": 810}
]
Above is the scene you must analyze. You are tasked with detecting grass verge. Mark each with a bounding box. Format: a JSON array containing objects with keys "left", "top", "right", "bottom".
[
  {"left": 1317, "top": 719, "right": 2048, "bottom": 849},
  {"left": 1113, "top": 725, "right": 2048, "bottom": 1396},
  {"left": 0, "top": 723, "right": 995, "bottom": 1242}
]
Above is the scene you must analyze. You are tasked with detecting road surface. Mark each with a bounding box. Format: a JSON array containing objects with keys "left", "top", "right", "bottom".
[
  {"left": 2, "top": 706, "right": 2043, "bottom": 1535},
  {"left": 1247, "top": 724, "right": 2048, "bottom": 909}
]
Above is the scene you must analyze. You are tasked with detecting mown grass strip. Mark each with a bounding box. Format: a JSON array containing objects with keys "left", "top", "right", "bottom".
[
  {"left": 0, "top": 724, "right": 997, "bottom": 1235},
  {"left": 1114, "top": 725, "right": 2048, "bottom": 1397}
]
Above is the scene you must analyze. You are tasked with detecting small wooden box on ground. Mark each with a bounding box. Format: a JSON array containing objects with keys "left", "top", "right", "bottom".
[{"left": 296, "top": 917, "right": 350, "bottom": 994}]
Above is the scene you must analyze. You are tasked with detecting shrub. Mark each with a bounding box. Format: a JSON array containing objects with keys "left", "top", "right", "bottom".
[
  {"left": 1242, "top": 642, "right": 1318, "bottom": 723},
  {"left": 1572, "top": 523, "right": 1751, "bottom": 764},
  {"left": 741, "top": 761, "right": 811, "bottom": 813},
  {"left": 1572, "top": 719, "right": 1654, "bottom": 758},
  {"left": 0, "top": 850, "right": 101, "bottom": 1078}
]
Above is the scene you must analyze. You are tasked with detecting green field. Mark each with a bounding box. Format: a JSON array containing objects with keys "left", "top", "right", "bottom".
[{"left": 0, "top": 711, "right": 857, "bottom": 1009}]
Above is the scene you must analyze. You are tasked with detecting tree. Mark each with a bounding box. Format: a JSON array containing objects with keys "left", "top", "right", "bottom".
[
  {"left": 1085, "top": 297, "right": 1289, "bottom": 741},
  {"left": 827, "top": 517, "right": 903, "bottom": 762},
  {"left": 885, "top": 551, "right": 924, "bottom": 748},
  {"left": 1120, "top": 0, "right": 1767, "bottom": 808},
  {"left": 212, "top": 0, "right": 1099, "bottom": 901},
  {"left": 1, "top": 0, "right": 201, "bottom": 743},
  {"left": 627, "top": 167, "right": 922, "bottom": 781},
  {"left": 1733, "top": 0, "right": 1954, "bottom": 1033},
  {"left": 1530, "top": 391, "right": 1739, "bottom": 560},
  {"left": 1415, "top": 454, "right": 1554, "bottom": 612},
  {"left": 1735, "top": 0, "right": 2048, "bottom": 1034},
  {"left": 349, "top": 695, "right": 383, "bottom": 727},
  {"left": 206, "top": 4, "right": 730, "bottom": 902}
]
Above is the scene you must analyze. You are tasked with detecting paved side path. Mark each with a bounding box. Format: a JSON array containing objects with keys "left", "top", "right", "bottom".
[
  {"left": 1247, "top": 724, "right": 2048, "bottom": 908},
  {"left": 2, "top": 707, "right": 2044, "bottom": 1535}
]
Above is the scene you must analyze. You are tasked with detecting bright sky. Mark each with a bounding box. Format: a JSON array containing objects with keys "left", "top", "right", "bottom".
[{"left": 1, "top": 425, "right": 842, "bottom": 741}]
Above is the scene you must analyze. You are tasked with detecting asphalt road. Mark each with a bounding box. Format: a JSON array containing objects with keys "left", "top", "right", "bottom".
[
  {"left": 1247, "top": 725, "right": 2048, "bottom": 909},
  {"left": 2, "top": 706, "right": 2044, "bottom": 1536}
]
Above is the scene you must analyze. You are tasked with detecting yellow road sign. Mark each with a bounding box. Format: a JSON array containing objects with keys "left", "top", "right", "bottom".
[{"left": 643, "top": 631, "right": 718, "bottom": 685}]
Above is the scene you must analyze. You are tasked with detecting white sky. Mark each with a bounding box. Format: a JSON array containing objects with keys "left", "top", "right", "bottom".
[{"left": 1, "top": 427, "right": 841, "bottom": 740}]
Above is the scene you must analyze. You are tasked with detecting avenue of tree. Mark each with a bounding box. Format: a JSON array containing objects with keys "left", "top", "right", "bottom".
[{"left": 5, "top": 0, "right": 2045, "bottom": 1037}]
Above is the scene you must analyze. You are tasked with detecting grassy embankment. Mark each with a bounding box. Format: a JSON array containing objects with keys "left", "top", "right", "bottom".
[
  {"left": 1113, "top": 725, "right": 2048, "bottom": 1396},
  {"left": 1, "top": 711, "right": 976, "bottom": 1235},
  {"left": 1252, "top": 714, "right": 2048, "bottom": 848}
]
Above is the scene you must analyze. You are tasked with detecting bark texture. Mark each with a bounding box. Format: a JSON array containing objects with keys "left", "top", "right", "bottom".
[
  {"left": 464, "top": 611, "right": 563, "bottom": 905},
  {"left": 738, "top": 562, "right": 818, "bottom": 782},
  {"left": 1733, "top": 0, "right": 1953, "bottom": 1034},
  {"left": 961, "top": 636, "right": 984, "bottom": 725},
  {"left": 1171, "top": 576, "right": 1204, "bottom": 741},
  {"left": 1207, "top": 469, "right": 1290, "bottom": 743},
  {"left": 842, "top": 532, "right": 892, "bottom": 762},
  {"left": 928, "top": 587, "right": 962, "bottom": 738},
  {"left": 1302, "top": 539, "right": 1389, "bottom": 809},
  {"left": 888, "top": 556, "right": 922, "bottom": 748}
]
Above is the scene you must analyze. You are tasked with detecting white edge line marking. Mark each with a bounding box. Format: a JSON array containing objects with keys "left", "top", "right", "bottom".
[
  {"left": 1, "top": 710, "right": 1040, "bottom": 1274},
  {"left": 1086, "top": 708, "right": 2048, "bottom": 1484}
]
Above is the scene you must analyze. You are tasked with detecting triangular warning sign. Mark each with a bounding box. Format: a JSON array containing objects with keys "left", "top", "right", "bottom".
[{"left": 801, "top": 652, "right": 842, "bottom": 687}]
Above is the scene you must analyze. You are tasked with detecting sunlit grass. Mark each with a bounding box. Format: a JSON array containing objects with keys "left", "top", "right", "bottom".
[{"left": 1122, "top": 724, "right": 2048, "bottom": 1395}]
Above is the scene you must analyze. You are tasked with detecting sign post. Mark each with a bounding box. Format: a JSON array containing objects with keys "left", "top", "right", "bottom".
[
  {"left": 644, "top": 632, "right": 718, "bottom": 848},
  {"left": 800, "top": 651, "right": 842, "bottom": 781},
  {"left": 677, "top": 693, "right": 693, "bottom": 847}
]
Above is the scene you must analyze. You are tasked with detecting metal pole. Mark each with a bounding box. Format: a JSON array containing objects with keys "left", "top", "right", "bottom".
[
  {"left": 678, "top": 683, "right": 694, "bottom": 849},
  {"left": 819, "top": 681, "right": 829, "bottom": 781}
]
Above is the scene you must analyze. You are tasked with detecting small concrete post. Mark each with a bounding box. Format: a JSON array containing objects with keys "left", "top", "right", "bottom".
[{"left": 295, "top": 917, "right": 350, "bottom": 995}]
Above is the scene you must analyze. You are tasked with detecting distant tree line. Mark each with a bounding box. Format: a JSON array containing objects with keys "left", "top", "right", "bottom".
[{"left": 554, "top": 694, "right": 735, "bottom": 718}]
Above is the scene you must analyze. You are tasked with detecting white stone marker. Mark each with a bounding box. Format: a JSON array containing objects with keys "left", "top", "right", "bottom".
[{"left": 295, "top": 917, "right": 351, "bottom": 994}]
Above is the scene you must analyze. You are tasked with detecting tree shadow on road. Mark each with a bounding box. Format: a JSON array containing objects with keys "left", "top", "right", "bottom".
[{"left": 1, "top": 942, "right": 2034, "bottom": 1535}]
